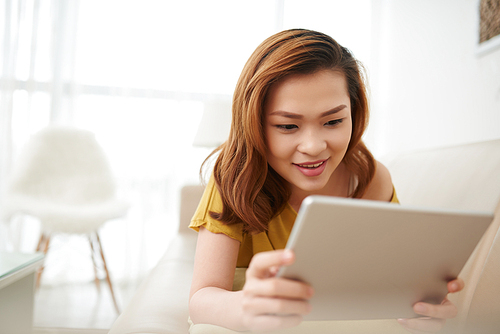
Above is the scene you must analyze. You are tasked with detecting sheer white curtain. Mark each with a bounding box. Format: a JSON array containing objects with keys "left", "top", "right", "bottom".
[
  {"left": 0, "top": 0, "right": 372, "bottom": 285},
  {"left": 0, "top": 0, "right": 80, "bottom": 254},
  {"left": 0, "top": 0, "right": 283, "bottom": 285}
]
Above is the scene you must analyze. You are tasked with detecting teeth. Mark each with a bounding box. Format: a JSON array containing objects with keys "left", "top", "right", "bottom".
[{"left": 298, "top": 162, "right": 324, "bottom": 168}]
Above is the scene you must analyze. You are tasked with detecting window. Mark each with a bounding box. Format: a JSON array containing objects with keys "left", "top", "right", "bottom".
[{"left": 1, "top": 0, "right": 372, "bottom": 282}]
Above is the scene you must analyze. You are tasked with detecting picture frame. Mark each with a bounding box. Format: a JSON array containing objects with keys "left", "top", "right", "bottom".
[{"left": 476, "top": 0, "right": 500, "bottom": 56}]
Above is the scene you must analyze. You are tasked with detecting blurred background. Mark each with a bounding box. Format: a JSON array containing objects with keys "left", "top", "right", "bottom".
[{"left": 0, "top": 0, "right": 499, "bottom": 331}]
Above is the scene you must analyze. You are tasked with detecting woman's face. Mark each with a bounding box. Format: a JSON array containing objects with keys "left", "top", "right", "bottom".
[{"left": 264, "top": 69, "right": 352, "bottom": 198}]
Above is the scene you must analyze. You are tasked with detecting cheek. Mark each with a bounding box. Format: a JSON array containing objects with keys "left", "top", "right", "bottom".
[
  {"left": 266, "top": 132, "right": 285, "bottom": 159},
  {"left": 331, "top": 124, "right": 353, "bottom": 151}
]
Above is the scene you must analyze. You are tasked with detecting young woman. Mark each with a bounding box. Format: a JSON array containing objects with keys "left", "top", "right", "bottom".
[{"left": 188, "top": 29, "right": 463, "bottom": 333}]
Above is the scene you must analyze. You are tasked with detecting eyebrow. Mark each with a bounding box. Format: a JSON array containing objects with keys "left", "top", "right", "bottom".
[{"left": 269, "top": 104, "right": 348, "bottom": 119}]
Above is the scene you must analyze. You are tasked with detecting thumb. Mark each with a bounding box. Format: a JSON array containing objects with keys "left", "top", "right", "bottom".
[{"left": 246, "top": 249, "right": 295, "bottom": 279}]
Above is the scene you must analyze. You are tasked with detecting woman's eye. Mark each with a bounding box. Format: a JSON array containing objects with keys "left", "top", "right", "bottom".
[
  {"left": 325, "top": 119, "right": 343, "bottom": 126},
  {"left": 276, "top": 124, "right": 298, "bottom": 131}
]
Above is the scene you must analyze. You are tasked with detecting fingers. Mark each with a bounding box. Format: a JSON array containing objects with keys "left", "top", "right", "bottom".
[
  {"left": 241, "top": 249, "right": 314, "bottom": 332},
  {"left": 397, "top": 278, "right": 464, "bottom": 333},
  {"left": 242, "top": 296, "right": 312, "bottom": 316},
  {"left": 246, "top": 249, "right": 295, "bottom": 279},
  {"left": 245, "top": 249, "right": 313, "bottom": 301},
  {"left": 245, "top": 275, "right": 314, "bottom": 300},
  {"left": 240, "top": 293, "right": 311, "bottom": 332},
  {"left": 397, "top": 317, "right": 446, "bottom": 333},
  {"left": 412, "top": 298, "right": 458, "bottom": 319},
  {"left": 246, "top": 249, "right": 314, "bottom": 300},
  {"left": 243, "top": 314, "right": 303, "bottom": 332},
  {"left": 397, "top": 298, "right": 458, "bottom": 333},
  {"left": 447, "top": 278, "right": 465, "bottom": 293}
]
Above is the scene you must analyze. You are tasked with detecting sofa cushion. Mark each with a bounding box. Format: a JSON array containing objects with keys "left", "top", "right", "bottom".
[
  {"left": 109, "top": 235, "right": 197, "bottom": 334},
  {"left": 384, "top": 139, "right": 500, "bottom": 212}
]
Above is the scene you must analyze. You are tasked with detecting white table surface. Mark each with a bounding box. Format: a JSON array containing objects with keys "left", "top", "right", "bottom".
[
  {"left": 0, "top": 252, "right": 45, "bottom": 334},
  {"left": 0, "top": 252, "right": 45, "bottom": 289}
]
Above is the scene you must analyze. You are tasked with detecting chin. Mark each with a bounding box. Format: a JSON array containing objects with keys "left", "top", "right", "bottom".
[{"left": 295, "top": 180, "right": 330, "bottom": 194}]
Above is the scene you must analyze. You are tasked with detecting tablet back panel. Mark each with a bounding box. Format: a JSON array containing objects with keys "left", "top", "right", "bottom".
[{"left": 278, "top": 196, "right": 493, "bottom": 321}]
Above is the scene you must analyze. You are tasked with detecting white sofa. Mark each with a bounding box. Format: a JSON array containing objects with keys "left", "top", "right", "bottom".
[{"left": 108, "top": 139, "right": 500, "bottom": 334}]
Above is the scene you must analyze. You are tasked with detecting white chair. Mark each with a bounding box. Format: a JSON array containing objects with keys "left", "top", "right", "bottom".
[{"left": 2, "top": 125, "right": 128, "bottom": 313}]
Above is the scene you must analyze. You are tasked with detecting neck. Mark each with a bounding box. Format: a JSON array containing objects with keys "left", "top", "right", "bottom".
[{"left": 288, "top": 162, "right": 350, "bottom": 212}]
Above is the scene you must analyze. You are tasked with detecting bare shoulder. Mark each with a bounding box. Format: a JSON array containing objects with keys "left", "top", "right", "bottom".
[{"left": 361, "top": 160, "right": 394, "bottom": 202}]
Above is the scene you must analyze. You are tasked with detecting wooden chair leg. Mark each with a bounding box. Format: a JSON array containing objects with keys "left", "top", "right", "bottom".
[
  {"left": 36, "top": 234, "right": 46, "bottom": 252},
  {"left": 88, "top": 235, "right": 101, "bottom": 292},
  {"left": 94, "top": 231, "right": 120, "bottom": 314},
  {"left": 36, "top": 234, "right": 51, "bottom": 289}
]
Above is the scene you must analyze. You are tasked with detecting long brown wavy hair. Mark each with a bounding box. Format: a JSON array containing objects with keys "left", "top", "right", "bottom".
[{"left": 202, "top": 29, "right": 375, "bottom": 234}]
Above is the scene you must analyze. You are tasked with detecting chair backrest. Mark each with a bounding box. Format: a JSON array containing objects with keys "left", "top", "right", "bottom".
[
  {"left": 178, "top": 184, "right": 204, "bottom": 234},
  {"left": 7, "top": 125, "right": 117, "bottom": 205}
]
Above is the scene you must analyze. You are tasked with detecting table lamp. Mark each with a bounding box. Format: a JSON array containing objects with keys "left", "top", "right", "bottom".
[{"left": 193, "top": 99, "right": 232, "bottom": 148}]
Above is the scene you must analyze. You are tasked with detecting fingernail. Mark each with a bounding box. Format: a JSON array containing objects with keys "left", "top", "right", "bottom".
[
  {"left": 282, "top": 249, "right": 293, "bottom": 261},
  {"left": 451, "top": 282, "right": 458, "bottom": 291},
  {"left": 269, "top": 266, "right": 279, "bottom": 276},
  {"left": 414, "top": 303, "right": 427, "bottom": 313},
  {"left": 397, "top": 318, "right": 407, "bottom": 325}
]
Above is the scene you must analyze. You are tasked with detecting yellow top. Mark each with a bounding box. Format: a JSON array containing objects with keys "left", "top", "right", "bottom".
[{"left": 189, "top": 175, "right": 399, "bottom": 269}]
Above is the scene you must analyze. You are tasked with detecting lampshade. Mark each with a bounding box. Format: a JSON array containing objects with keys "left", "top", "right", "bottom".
[{"left": 193, "top": 99, "right": 232, "bottom": 147}]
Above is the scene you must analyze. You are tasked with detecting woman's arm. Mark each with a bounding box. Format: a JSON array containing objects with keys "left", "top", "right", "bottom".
[
  {"left": 189, "top": 227, "right": 313, "bottom": 331},
  {"left": 189, "top": 226, "right": 243, "bottom": 329}
]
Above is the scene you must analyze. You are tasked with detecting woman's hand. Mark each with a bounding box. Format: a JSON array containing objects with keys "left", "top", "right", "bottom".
[
  {"left": 240, "top": 249, "right": 314, "bottom": 332},
  {"left": 397, "top": 278, "right": 465, "bottom": 333}
]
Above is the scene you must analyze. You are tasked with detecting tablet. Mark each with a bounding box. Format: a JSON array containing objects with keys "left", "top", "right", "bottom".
[{"left": 277, "top": 196, "right": 493, "bottom": 321}]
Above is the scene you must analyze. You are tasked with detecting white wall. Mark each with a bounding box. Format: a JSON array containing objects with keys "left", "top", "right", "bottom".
[{"left": 366, "top": 0, "right": 500, "bottom": 157}]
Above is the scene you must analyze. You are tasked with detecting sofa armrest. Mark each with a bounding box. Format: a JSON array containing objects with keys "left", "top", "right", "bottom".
[
  {"left": 443, "top": 203, "right": 500, "bottom": 334},
  {"left": 108, "top": 233, "right": 197, "bottom": 334}
]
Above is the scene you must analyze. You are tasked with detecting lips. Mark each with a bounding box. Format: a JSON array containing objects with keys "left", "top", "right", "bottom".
[{"left": 293, "top": 159, "right": 328, "bottom": 177}]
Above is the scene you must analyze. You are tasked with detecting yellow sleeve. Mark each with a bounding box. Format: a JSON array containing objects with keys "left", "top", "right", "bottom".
[
  {"left": 189, "top": 175, "right": 244, "bottom": 243},
  {"left": 390, "top": 186, "right": 399, "bottom": 203}
]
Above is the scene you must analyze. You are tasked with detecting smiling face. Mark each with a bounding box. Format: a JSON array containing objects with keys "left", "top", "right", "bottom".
[{"left": 264, "top": 69, "right": 352, "bottom": 202}]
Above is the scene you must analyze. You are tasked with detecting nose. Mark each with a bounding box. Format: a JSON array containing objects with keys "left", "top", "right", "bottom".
[{"left": 297, "top": 128, "right": 327, "bottom": 157}]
